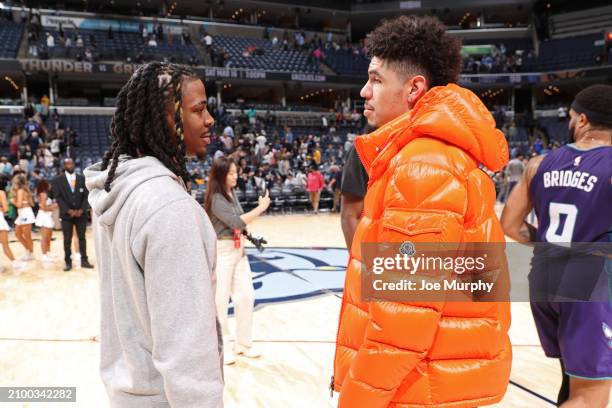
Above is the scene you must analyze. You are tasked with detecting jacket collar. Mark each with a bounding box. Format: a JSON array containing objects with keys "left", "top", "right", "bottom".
[{"left": 354, "top": 84, "right": 509, "bottom": 183}]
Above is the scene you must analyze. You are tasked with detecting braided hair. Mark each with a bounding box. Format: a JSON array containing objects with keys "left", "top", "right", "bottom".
[{"left": 102, "top": 62, "right": 199, "bottom": 192}]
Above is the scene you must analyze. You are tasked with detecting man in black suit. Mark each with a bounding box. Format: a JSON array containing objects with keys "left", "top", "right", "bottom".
[{"left": 51, "top": 158, "right": 94, "bottom": 271}]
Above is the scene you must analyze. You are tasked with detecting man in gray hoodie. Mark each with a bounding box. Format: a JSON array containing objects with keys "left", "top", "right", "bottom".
[{"left": 84, "top": 62, "right": 223, "bottom": 407}]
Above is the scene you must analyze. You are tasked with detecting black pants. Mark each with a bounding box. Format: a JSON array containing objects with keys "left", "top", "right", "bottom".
[{"left": 61, "top": 216, "right": 88, "bottom": 265}]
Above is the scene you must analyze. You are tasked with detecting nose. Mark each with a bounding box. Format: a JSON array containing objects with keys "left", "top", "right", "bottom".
[
  {"left": 360, "top": 82, "right": 371, "bottom": 100},
  {"left": 204, "top": 110, "right": 215, "bottom": 128}
]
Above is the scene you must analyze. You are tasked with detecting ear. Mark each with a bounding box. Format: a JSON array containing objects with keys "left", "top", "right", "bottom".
[{"left": 406, "top": 75, "right": 428, "bottom": 108}]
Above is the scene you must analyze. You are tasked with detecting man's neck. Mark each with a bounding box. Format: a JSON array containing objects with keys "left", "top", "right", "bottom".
[{"left": 575, "top": 130, "right": 612, "bottom": 148}]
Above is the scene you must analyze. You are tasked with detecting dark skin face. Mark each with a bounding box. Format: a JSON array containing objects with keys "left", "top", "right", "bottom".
[
  {"left": 168, "top": 78, "right": 215, "bottom": 158},
  {"left": 64, "top": 159, "right": 75, "bottom": 174}
]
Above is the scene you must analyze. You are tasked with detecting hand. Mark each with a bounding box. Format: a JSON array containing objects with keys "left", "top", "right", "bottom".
[
  {"left": 75, "top": 209, "right": 84, "bottom": 217},
  {"left": 67, "top": 209, "right": 76, "bottom": 217},
  {"left": 258, "top": 190, "right": 270, "bottom": 212}
]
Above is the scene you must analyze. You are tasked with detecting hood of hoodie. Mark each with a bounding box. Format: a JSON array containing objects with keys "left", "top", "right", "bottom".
[
  {"left": 355, "top": 83, "right": 509, "bottom": 180},
  {"left": 84, "top": 156, "right": 183, "bottom": 227}
]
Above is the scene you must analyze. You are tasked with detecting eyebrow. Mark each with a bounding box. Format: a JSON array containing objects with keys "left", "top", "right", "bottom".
[
  {"left": 368, "top": 70, "right": 381, "bottom": 77},
  {"left": 192, "top": 100, "right": 207, "bottom": 108}
]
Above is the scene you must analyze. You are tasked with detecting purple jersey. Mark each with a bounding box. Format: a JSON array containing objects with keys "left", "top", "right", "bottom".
[
  {"left": 529, "top": 145, "right": 612, "bottom": 380},
  {"left": 530, "top": 144, "right": 612, "bottom": 243}
]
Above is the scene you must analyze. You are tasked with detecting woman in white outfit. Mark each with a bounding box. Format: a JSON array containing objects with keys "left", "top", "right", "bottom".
[
  {"left": 10, "top": 174, "right": 35, "bottom": 261},
  {"left": 35, "top": 179, "right": 57, "bottom": 262},
  {"left": 204, "top": 156, "right": 270, "bottom": 365},
  {"left": 0, "top": 179, "right": 26, "bottom": 271}
]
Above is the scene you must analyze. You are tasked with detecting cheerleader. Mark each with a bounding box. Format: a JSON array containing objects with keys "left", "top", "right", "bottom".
[
  {"left": 10, "top": 174, "right": 35, "bottom": 261},
  {"left": 0, "top": 179, "right": 26, "bottom": 271},
  {"left": 35, "top": 179, "right": 58, "bottom": 262}
]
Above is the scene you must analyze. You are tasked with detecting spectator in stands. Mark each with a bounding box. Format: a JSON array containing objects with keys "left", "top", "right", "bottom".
[
  {"left": 505, "top": 153, "right": 525, "bottom": 198},
  {"left": 306, "top": 164, "right": 324, "bottom": 214},
  {"left": 220, "top": 132, "right": 233, "bottom": 153},
  {"left": 284, "top": 126, "right": 294, "bottom": 144},
  {"left": 533, "top": 137, "right": 544, "bottom": 154},
  {"left": 40, "top": 94, "right": 50, "bottom": 115},
  {"left": 156, "top": 23, "right": 163, "bottom": 41},
  {"left": 107, "top": 25, "right": 113, "bottom": 39},
  {"left": 313, "top": 143, "right": 322, "bottom": 165},
  {"left": 141, "top": 25, "right": 148, "bottom": 43},
  {"left": 147, "top": 35, "right": 158, "bottom": 47},
  {"left": 223, "top": 123, "right": 235, "bottom": 139},
  {"left": 181, "top": 27, "right": 190, "bottom": 45},
  {"left": 9, "top": 134, "right": 19, "bottom": 163},
  {"left": 203, "top": 31, "right": 213, "bottom": 50},
  {"left": 207, "top": 94, "right": 217, "bottom": 110},
  {"left": 0, "top": 157, "right": 12, "bottom": 176},
  {"left": 45, "top": 32, "right": 55, "bottom": 48},
  {"left": 294, "top": 168, "right": 307, "bottom": 188},
  {"left": 557, "top": 105, "right": 568, "bottom": 121},
  {"left": 76, "top": 35, "right": 84, "bottom": 48},
  {"left": 26, "top": 131, "right": 42, "bottom": 153},
  {"left": 23, "top": 117, "right": 40, "bottom": 136},
  {"left": 50, "top": 136, "right": 61, "bottom": 158},
  {"left": 84, "top": 48, "right": 93, "bottom": 62},
  {"left": 27, "top": 31, "right": 38, "bottom": 57},
  {"left": 247, "top": 107, "right": 257, "bottom": 125}
]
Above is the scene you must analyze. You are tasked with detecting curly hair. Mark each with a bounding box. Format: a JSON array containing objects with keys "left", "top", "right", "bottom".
[
  {"left": 366, "top": 15, "right": 462, "bottom": 87},
  {"left": 102, "top": 62, "right": 199, "bottom": 191}
]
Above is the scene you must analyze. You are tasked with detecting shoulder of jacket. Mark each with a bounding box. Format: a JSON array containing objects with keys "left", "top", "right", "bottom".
[{"left": 392, "top": 137, "right": 477, "bottom": 177}]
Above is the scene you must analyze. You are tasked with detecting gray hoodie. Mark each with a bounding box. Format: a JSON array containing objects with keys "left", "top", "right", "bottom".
[{"left": 85, "top": 156, "right": 223, "bottom": 408}]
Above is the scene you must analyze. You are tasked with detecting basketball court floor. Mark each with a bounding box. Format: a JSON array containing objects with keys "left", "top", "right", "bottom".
[{"left": 0, "top": 211, "right": 594, "bottom": 407}]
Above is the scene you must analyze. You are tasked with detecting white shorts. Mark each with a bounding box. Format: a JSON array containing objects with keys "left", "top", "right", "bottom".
[
  {"left": 0, "top": 215, "right": 9, "bottom": 231},
  {"left": 15, "top": 207, "right": 35, "bottom": 226},
  {"left": 35, "top": 210, "right": 54, "bottom": 229}
]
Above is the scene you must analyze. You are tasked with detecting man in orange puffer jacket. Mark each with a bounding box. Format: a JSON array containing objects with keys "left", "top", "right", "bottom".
[{"left": 333, "top": 16, "right": 511, "bottom": 407}]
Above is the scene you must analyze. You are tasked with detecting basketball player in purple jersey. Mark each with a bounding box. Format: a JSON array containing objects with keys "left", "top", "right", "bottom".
[{"left": 501, "top": 84, "right": 612, "bottom": 407}]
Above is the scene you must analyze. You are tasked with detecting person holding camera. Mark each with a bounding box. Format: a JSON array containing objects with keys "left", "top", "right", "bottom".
[{"left": 204, "top": 156, "right": 270, "bottom": 365}]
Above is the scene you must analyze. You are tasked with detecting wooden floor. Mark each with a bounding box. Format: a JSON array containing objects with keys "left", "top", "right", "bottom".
[{"left": 0, "top": 212, "right": 580, "bottom": 407}]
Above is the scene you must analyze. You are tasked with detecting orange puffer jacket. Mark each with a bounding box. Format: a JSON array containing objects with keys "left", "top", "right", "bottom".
[{"left": 333, "top": 84, "right": 511, "bottom": 408}]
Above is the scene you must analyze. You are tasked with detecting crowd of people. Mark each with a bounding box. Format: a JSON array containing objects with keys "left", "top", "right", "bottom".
[{"left": 464, "top": 44, "right": 531, "bottom": 74}]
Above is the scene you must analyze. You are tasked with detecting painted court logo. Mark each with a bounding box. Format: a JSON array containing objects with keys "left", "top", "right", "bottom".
[{"left": 227, "top": 247, "right": 348, "bottom": 314}]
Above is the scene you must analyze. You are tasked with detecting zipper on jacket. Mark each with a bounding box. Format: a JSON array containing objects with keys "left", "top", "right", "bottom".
[{"left": 331, "top": 143, "right": 369, "bottom": 396}]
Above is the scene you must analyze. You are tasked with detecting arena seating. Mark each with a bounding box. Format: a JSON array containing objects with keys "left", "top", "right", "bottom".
[
  {"left": 537, "top": 117, "right": 570, "bottom": 143},
  {"left": 213, "top": 36, "right": 321, "bottom": 73},
  {"left": 0, "top": 22, "right": 24, "bottom": 58},
  {"left": 524, "top": 33, "right": 604, "bottom": 71},
  {"left": 38, "top": 28, "right": 199, "bottom": 63},
  {"left": 323, "top": 49, "right": 369, "bottom": 76}
]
